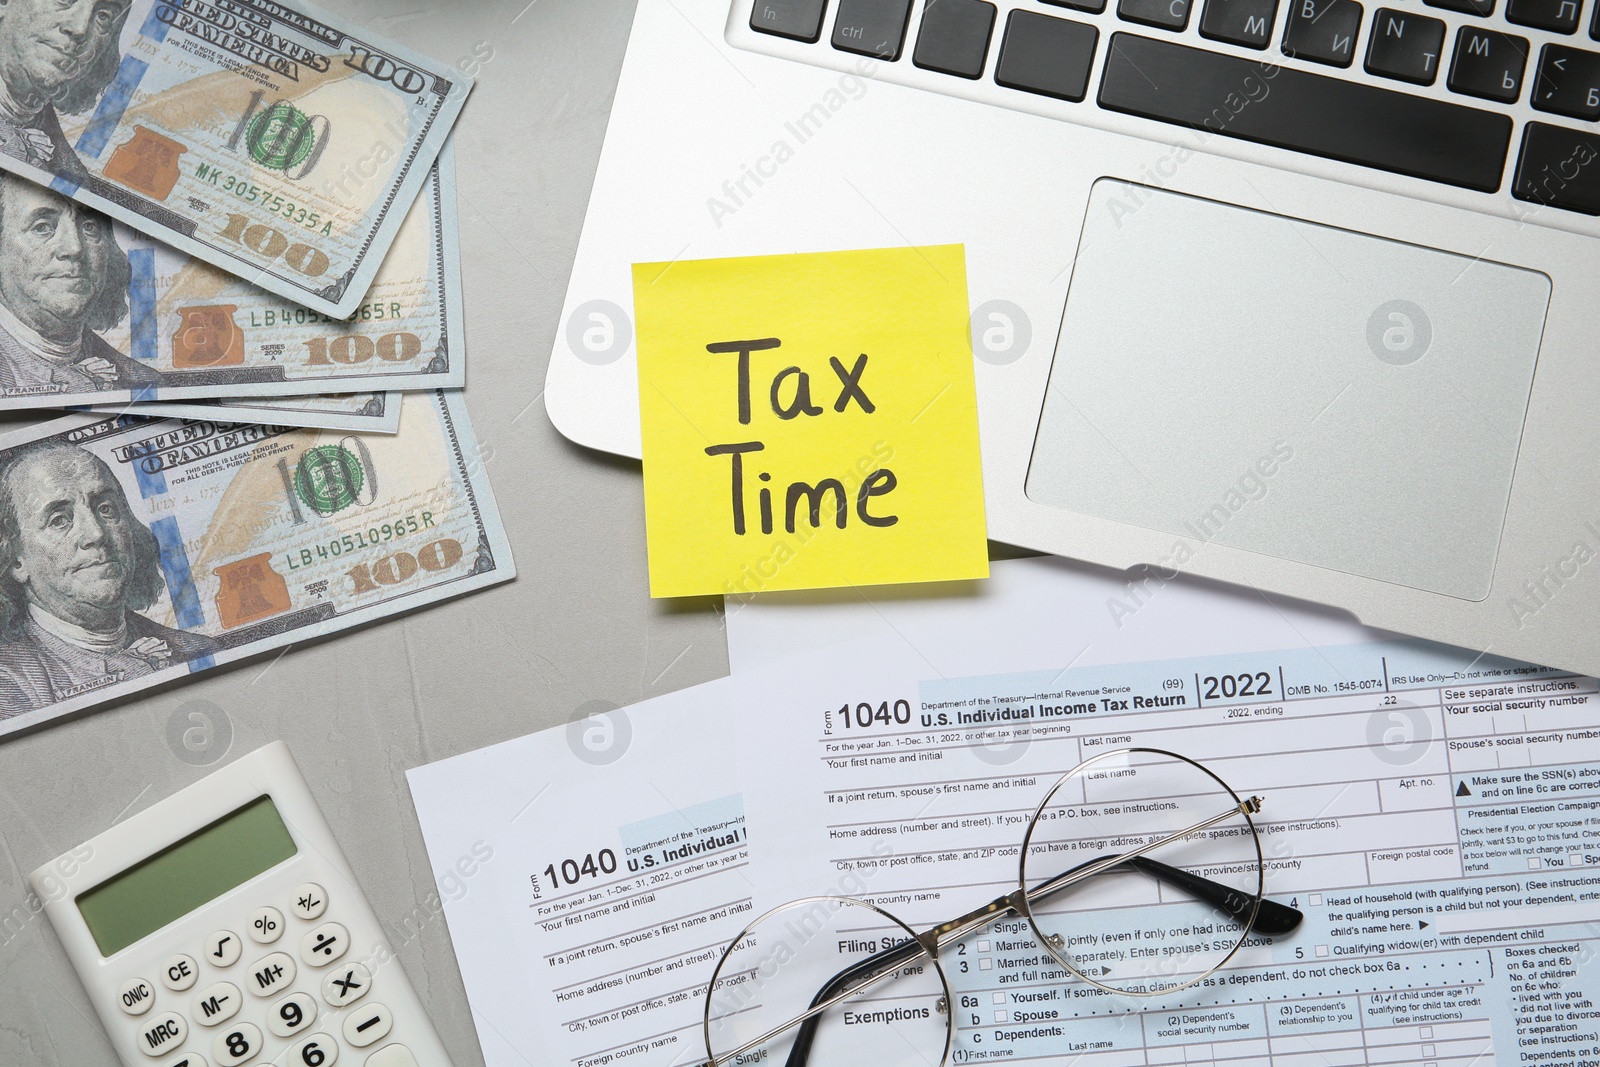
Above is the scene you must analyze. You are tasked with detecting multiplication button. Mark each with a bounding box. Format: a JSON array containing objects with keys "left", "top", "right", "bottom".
[
  {"left": 117, "top": 976, "right": 155, "bottom": 1016},
  {"left": 136, "top": 1011, "right": 186, "bottom": 1057},
  {"left": 300, "top": 921, "right": 348, "bottom": 966},
  {"left": 203, "top": 930, "right": 240, "bottom": 967},
  {"left": 243, "top": 952, "right": 295, "bottom": 997},
  {"left": 342, "top": 1002, "right": 393, "bottom": 1048},
  {"left": 321, "top": 962, "right": 371, "bottom": 1007},
  {"left": 291, "top": 882, "right": 327, "bottom": 921}
]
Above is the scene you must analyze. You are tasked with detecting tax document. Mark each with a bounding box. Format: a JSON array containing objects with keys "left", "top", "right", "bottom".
[
  {"left": 736, "top": 637, "right": 1600, "bottom": 1067},
  {"left": 407, "top": 679, "right": 752, "bottom": 1067}
]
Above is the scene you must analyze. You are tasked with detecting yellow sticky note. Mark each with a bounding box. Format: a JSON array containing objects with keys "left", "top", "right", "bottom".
[{"left": 634, "top": 244, "right": 988, "bottom": 598}]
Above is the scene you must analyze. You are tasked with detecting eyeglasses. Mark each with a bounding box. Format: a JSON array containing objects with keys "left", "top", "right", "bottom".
[{"left": 700, "top": 748, "right": 1303, "bottom": 1067}]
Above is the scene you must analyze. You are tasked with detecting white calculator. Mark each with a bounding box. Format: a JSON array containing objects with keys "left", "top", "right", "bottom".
[{"left": 30, "top": 741, "right": 453, "bottom": 1067}]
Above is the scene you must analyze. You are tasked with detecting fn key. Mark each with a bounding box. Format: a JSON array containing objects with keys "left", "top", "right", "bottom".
[{"left": 750, "top": 0, "right": 830, "bottom": 42}]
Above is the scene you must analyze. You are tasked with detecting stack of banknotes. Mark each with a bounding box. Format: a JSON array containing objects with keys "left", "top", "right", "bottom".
[{"left": 0, "top": 0, "right": 514, "bottom": 736}]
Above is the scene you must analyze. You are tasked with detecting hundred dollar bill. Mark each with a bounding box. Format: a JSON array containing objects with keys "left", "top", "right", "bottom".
[
  {"left": 0, "top": 389, "right": 512, "bottom": 738},
  {"left": 0, "top": 143, "right": 462, "bottom": 410},
  {"left": 0, "top": 0, "right": 470, "bottom": 318},
  {"left": 96, "top": 390, "right": 402, "bottom": 432}
]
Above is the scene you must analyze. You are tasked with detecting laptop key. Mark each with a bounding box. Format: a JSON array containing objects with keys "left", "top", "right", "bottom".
[
  {"left": 1282, "top": 0, "right": 1363, "bottom": 66},
  {"left": 1426, "top": 0, "right": 1494, "bottom": 18},
  {"left": 832, "top": 0, "right": 913, "bottom": 59},
  {"left": 1513, "top": 122, "right": 1600, "bottom": 213},
  {"left": 1365, "top": 8, "right": 1447, "bottom": 84},
  {"left": 914, "top": 0, "right": 998, "bottom": 78},
  {"left": 1098, "top": 33, "right": 1514, "bottom": 191},
  {"left": 1533, "top": 43, "right": 1600, "bottom": 118},
  {"left": 1507, "top": 0, "right": 1582, "bottom": 34},
  {"left": 1448, "top": 27, "right": 1530, "bottom": 102},
  {"left": 750, "top": 0, "right": 831, "bottom": 42},
  {"left": 1120, "top": 0, "right": 1193, "bottom": 30},
  {"left": 1043, "top": 0, "right": 1107, "bottom": 14},
  {"left": 995, "top": 10, "right": 1099, "bottom": 100},
  {"left": 1200, "top": 0, "right": 1279, "bottom": 49}
]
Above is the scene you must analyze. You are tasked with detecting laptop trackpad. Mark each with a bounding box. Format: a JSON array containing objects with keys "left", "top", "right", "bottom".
[{"left": 1025, "top": 180, "right": 1551, "bottom": 601}]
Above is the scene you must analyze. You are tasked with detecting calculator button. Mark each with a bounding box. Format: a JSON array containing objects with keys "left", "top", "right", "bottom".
[
  {"left": 117, "top": 975, "right": 156, "bottom": 1015},
  {"left": 291, "top": 883, "right": 327, "bottom": 921},
  {"left": 244, "top": 951, "right": 295, "bottom": 997},
  {"left": 204, "top": 930, "right": 241, "bottom": 967},
  {"left": 342, "top": 1002, "right": 393, "bottom": 1048},
  {"left": 159, "top": 1054, "right": 207, "bottom": 1067},
  {"left": 268, "top": 991, "right": 317, "bottom": 1038},
  {"left": 321, "top": 962, "right": 371, "bottom": 1007},
  {"left": 247, "top": 906, "right": 284, "bottom": 944},
  {"left": 287, "top": 1034, "right": 338, "bottom": 1067},
  {"left": 213, "top": 1022, "right": 263, "bottom": 1066},
  {"left": 363, "top": 1045, "right": 419, "bottom": 1067},
  {"left": 138, "top": 1011, "right": 187, "bottom": 1057},
  {"left": 301, "top": 921, "right": 349, "bottom": 967},
  {"left": 162, "top": 954, "right": 199, "bottom": 991},
  {"left": 193, "top": 981, "right": 241, "bottom": 1026}
]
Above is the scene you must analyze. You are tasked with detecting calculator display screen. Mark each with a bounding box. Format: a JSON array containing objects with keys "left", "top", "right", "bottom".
[{"left": 76, "top": 796, "right": 297, "bottom": 956}]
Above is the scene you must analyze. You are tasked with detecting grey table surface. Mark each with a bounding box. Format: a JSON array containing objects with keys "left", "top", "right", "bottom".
[{"left": 0, "top": 3, "right": 739, "bottom": 1064}]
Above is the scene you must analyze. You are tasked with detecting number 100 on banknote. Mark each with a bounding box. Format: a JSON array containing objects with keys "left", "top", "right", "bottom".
[{"left": 0, "top": 0, "right": 470, "bottom": 318}]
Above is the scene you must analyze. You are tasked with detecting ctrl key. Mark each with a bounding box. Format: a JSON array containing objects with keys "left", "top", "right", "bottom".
[
  {"left": 138, "top": 1011, "right": 187, "bottom": 1057},
  {"left": 1513, "top": 122, "right": 1600, "bottom": 215}
]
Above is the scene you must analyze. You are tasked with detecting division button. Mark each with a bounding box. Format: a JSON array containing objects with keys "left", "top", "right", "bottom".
[
  {"left": 342, "top": 1002, "right": 394, "bottom": 1049},
  {"left": 301, "top": 921, "right": 349, "bottom": 967},
  {"left": 244, "top": 952, "right": 296, "bottom": 998},
  {"left": 247, "top": 907, "right": 283, "bottom": 945},
  {"left": 290, "top": 883, "right": 327, "bottom": 922},
  {"left": 193, "top": 981, "right": 242, "bottom": 1027},
  {"left": 203, "top": 930, "right": 240, "bottom": 968},
  {"left": 213, "top": 1022, "right": 262, "bottom": 1067},
  {"left": 138, "top": 1012, "right": 187, "bottom": 1057},
  {"left": 1365, "top": 8, "right": 1447, "bottom": 83},
  {"left": 117, "top": 976, "right": 155, "bottom": 1016},
  {"left": 161, "top": 954, "right": 198, "bottom": 992},
  {"left": 321, "top": 962, "right": 372, "bottom": 1007}
]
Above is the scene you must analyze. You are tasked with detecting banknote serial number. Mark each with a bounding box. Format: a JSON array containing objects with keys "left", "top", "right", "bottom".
[
  {"left": 195, "top": 163, "right": 333, "bottom": 236},
  {"left": 285, "top": 511, "right": 437, "bottom": 570}
]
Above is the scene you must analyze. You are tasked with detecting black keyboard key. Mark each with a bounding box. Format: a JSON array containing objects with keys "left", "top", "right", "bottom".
[
  {"left": 751, "top": 0, "right": 830, "bottom": 41},
  {"left": 914, "top": 0, "right": 997, "bottom": 77},
  {"left": 1282, "top": 0, "right": 1363, "bottom": 65},
  {"left": 1513, "top": 121, "right": 1600, "bottom": 213},
  {"left": 1201, "top": 0, "right": 1278, "bottom": 48},
  {"left": 995, "top": 10, "right": 1099, "bottom": 100},
  {"left": 1044, "top": 0, "right": 1106, "bottom": 13},
  {"left": 1507, "top": 0, "right": 1582, "bottom": 33},
  {"left": 1534, "top": 43, "right": 1600, "bottom": 118},
  {"left": 832, "top": 0, "right": 913, "bottom": 58},
  {"left": 1365, "top": 8, "right": 1447, "bottom": 84},
  {"left": 1098, "top": 33, "right": 1513, "bottom": 191},
  {"left": 1120, "top": 0, "right": 1193, "bottom": 30},
  {"left": 1427, "top": 0, "right": 1494, "bottom": 18},
  {"left": 1594, "top": 1, "right": 1600, "bottom": 39},
  {"left": 1448, "top": 27, "right": 1530, "bottom": 102}
]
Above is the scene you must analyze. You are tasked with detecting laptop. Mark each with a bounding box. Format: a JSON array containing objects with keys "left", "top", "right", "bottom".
[{"left": 545, "top": 0, "right": 1600, "bottom": 677}]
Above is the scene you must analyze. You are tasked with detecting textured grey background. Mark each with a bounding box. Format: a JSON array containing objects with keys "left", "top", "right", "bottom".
[{"left": 0, "top": 3, "right": 739, "bottom": 1065}]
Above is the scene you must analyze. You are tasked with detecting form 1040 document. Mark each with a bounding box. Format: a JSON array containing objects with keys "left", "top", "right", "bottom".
[{"left": 733, "top": 637, "right": 1600, "bottom": 1067}]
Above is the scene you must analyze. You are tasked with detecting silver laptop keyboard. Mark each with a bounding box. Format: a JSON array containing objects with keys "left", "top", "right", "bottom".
[{"left": 742, "top": 0, "right": 1600, "bottom": 216}]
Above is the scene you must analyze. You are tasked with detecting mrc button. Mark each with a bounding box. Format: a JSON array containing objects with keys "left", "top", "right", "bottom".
[
  {"left": 137, "top": 1011, "right": 186, "bottom": 1057},
  {"left": 117, "top": 976, "right": 155, "bottom": 1016}
]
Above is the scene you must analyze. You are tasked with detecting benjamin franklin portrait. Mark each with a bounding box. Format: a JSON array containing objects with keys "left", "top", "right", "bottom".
[
  {"left": 0, "top": 0, "right": 130, "bottom": 179},
  {"left": 0, "top": 441, "right": 218, "bottom": 717},
  {"left": 0, "top": 171, "right": 163, "bottom": 393}
]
